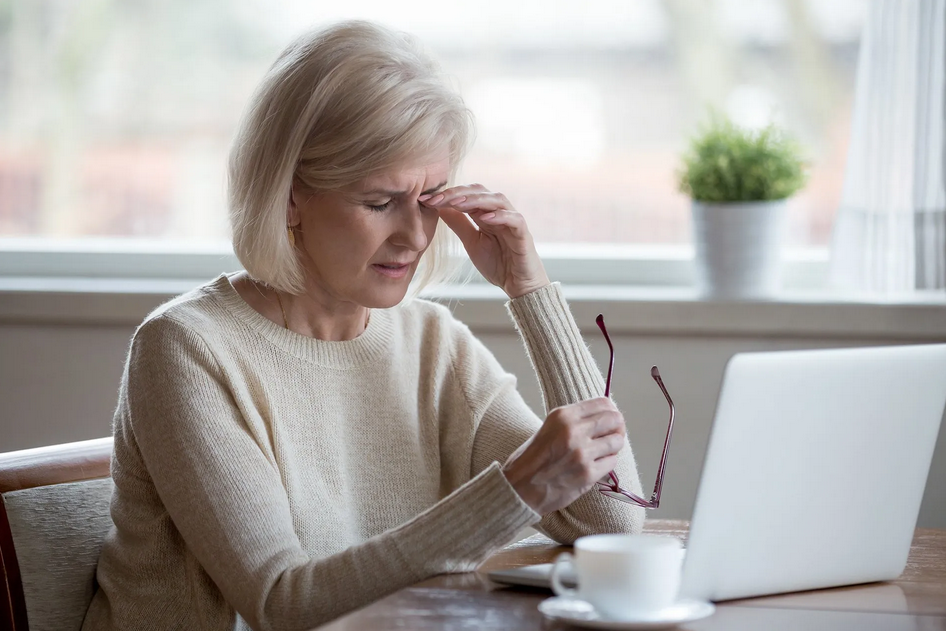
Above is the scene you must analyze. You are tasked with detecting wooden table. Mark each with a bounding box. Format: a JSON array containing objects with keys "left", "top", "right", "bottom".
[{"left": 320, "top": 520, "right": 946, "bottom": 630}]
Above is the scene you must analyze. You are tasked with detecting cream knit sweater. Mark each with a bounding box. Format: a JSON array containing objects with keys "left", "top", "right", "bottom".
[{"left": 81, "top": 275, "right": 644, "bottom": 631}]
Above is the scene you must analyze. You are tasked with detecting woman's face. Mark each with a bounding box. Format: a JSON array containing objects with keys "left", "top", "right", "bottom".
[{"left": 290, "top": 150, "right": 450, "bottom": 310}]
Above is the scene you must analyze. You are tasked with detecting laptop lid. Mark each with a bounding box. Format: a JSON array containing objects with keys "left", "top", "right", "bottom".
[{"left": 681, "top": 344, "right": 946, "bottom": 602}]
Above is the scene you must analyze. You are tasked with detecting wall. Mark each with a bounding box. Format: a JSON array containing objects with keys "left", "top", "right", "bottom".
[{"left": 1, "top": 289, "right": 944, "bottom": 528}]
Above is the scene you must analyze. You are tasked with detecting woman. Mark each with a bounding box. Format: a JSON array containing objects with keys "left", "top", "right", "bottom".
[{"left": 82, "top": 20, "right": 644, "bottom": 631}]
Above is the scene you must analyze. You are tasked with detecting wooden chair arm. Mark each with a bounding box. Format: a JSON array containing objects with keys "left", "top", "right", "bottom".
[{"left": 0, "top": 438, "right": 112, "bottom": 494}]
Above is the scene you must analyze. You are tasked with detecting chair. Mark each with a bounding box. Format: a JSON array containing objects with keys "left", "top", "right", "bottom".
[{"left": 0, "top": 438, "right": 113, "bottom": 631}]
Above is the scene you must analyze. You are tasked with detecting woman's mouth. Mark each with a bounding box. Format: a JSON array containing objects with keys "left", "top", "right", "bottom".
[{"left": 371, "top": 262, "right": 411, "bottom": 278}]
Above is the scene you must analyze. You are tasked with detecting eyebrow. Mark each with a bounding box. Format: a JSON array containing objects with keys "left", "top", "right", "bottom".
[{"left": 360, "top": 181, "right": 448, "bottom": 198}]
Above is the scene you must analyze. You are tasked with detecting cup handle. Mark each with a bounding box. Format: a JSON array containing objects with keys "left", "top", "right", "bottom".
[{"left": 550, "top": 552, "right": 578, "bottom": 599}]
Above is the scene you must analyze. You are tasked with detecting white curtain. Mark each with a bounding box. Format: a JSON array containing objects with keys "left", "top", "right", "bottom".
[{"left": 831, "top": 0, "right": 946, "bottom": 295}]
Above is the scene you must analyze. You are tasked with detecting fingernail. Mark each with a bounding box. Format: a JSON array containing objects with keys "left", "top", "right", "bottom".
[
  {"left": 418, "top": 194, "right": 432, "bottom": 202},
  {"left": 428, "top": 193, "right": 445, "bottom": 204},
  {"left": 452, "top": 196, "right": 468, "bottom": 206},
  {"left": 481, "top": 212, "right": 496, "bottom": 220}
]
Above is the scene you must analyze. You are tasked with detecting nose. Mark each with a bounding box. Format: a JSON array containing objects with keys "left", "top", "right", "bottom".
[{"left": 389, "top": 202, "right": 430, "bottom": 252}]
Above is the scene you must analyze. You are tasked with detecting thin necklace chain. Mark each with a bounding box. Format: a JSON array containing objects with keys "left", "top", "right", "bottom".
[
  {"left": 274, "top": 290, "right": 289, "bottom": 329},
  {"left": 273, "top": 290, "right": 369, "bottom": 332}
]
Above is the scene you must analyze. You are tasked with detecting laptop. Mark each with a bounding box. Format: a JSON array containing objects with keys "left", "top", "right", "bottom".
[{"left": 489, "top": 344, "right": 946, "bottom": 601}]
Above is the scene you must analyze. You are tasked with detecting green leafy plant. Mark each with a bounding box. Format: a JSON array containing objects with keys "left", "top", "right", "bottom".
[{"left": 678, "top": 114, "right": 807, "bottom": 202}]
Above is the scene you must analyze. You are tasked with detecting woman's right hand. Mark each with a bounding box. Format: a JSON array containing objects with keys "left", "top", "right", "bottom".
[{"left": 502, "top": 397, "right": 627, "bottom": 515}]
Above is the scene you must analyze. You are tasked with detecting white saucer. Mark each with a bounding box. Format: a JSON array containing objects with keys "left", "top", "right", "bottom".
[{"left": 538, "top": 596, "right": 715, "bottom": 630}]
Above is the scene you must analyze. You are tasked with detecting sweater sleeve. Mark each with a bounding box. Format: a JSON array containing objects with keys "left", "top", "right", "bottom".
[
  {"left": 464, "top": 283, "right": 645, "bottom": 543},
  {"left": 121, "top": 315, "right": 539, "bottom": 631}
]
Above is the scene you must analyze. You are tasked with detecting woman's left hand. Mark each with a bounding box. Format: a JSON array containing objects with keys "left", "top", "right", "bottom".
[{"left": 420, "top": 184, "right": 550, "bottom": 299}]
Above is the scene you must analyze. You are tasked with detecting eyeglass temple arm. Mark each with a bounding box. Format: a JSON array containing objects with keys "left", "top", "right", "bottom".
[
  {"left": 649, "top": 366, "right": 675, "bottom": 507},
  {"left": 595, "top": 313, "right": 632, "bottom": 499},
  {"left": 595, "top": 314, "right": 614, "bottom": 397}
]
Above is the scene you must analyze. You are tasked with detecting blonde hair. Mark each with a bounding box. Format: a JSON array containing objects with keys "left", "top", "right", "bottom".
[{"left": 228, "top": 20, "right": 473, "bottom": 295}]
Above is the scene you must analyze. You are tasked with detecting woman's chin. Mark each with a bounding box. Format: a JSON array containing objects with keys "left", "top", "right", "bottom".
[{"left": 363, "top": 279, "right": 414, "bottom": 308}]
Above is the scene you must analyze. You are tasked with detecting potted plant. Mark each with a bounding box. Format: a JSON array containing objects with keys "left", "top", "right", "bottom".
[{"left": 678, "top": 114, "right": 807, "bottom": 299}]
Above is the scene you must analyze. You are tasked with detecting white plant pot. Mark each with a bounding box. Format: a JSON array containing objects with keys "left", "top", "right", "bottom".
[{"left": 691, "top": 199, "right": 787, "bottom": 300}]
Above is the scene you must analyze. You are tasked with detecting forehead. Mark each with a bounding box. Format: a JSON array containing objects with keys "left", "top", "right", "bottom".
[{"left": 359, "top": 149, "right": 452, "bottom": 191}]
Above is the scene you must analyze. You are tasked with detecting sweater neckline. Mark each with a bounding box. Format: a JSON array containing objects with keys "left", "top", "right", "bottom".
[{"left": 208, "top": 273, "right": 395, "bottom": 369}]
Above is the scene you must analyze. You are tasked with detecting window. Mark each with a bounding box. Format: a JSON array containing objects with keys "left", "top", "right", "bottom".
[{"left": 0, "top": 0, "right": 865, "bottom": 256}]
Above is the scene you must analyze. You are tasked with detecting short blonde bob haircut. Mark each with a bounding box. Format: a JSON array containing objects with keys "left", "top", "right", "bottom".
[{"left": 229, "top": 20, "right": 473, "bottom": 296}]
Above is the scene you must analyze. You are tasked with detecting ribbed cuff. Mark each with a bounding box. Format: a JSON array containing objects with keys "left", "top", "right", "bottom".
[
  {"left": 506, "top": 283, "right": 606, "bottom": 411},
  {"left": 394, "top": 463, "right": 540, "bottom": 576}
]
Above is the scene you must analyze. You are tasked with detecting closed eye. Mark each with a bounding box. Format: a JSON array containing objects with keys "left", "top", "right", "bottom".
[
  {"left": 366, "top": 200, "right": 392, "bottom": 212},
  {"left": 360, "top": 181, "right": 447, "bottom": 212}
]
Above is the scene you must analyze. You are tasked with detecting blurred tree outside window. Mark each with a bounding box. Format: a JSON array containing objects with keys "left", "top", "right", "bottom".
[{"left": 0, "top": 0, "right": 865, "bottom": 248}]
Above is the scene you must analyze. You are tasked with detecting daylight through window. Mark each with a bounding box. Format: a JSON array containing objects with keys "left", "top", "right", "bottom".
[{"left": 0, "top": 0, "right": 866, "bottom": 248}]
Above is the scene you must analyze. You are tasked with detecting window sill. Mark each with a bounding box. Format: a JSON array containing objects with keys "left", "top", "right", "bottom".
[{"left": 1, "top": 276, "right": 943, "bottom": 341}]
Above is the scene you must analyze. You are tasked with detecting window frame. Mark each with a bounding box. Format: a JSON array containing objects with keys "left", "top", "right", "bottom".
[{"left": 3, "top": 240, "right": 944, "bottom": 343}]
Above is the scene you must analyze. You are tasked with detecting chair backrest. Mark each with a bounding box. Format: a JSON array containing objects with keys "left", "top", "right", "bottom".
[{"left": 0, "top": 438, "right": 113, "bottom": 631}]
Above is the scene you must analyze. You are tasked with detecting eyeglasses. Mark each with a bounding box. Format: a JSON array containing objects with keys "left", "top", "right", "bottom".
[{"left": 594, "top": 314, "right": 675, "bottom": 509}]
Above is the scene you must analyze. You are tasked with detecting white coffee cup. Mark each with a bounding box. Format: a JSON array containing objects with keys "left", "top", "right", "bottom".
[{"left": 550, "top": 533, "right": 684, "bottom": 620}]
